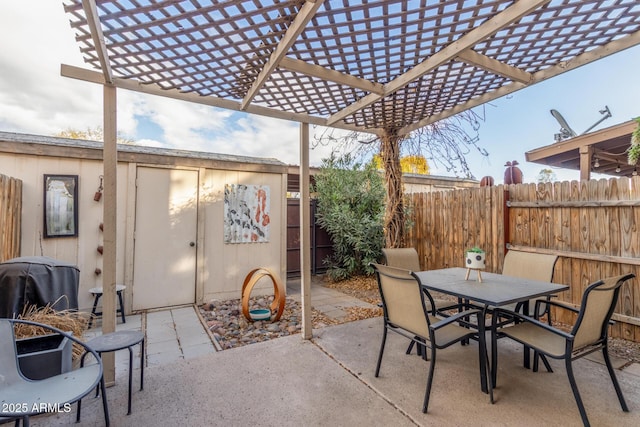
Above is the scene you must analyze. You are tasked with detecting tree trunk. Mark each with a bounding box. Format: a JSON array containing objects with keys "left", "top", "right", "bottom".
[{"left": 380, "top": 130, "right": 404, "bottom": 248}]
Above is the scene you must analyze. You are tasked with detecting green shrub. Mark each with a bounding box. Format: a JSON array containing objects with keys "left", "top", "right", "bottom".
[{"left": 313, "top": 154, "right": 385, "bottom": 280}]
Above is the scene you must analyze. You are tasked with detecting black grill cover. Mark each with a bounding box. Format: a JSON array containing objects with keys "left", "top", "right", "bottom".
[{"left": 0, "top": 256, "right": 80, "bottom": 318}]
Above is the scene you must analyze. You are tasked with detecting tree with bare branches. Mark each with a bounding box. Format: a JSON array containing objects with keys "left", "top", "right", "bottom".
[{"left": 313, "top": 110, "right": 488, "bottom": 248}]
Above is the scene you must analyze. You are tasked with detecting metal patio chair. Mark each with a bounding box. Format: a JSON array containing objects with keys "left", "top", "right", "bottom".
[
  {"left": 382, "top": 248, "right": 459, "bottom": 357},
  {"left": 0, "top": 319, "right": 110, "bottom": 427},
  {"left": 491, "top": 273, "right": 635, "bottom": 427},
  {"left": 371, "top": 263, "right": 492, "bottom": 413},
  {"left": 382, "top": 247, "right": 458, "bottom": 314},
  {"left": 500, "top": 250, "right": 558, "bottom": 320}
]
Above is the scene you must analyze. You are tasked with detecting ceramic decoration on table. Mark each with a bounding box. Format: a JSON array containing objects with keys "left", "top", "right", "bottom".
[{"left": 465, "top": 248, "right": 485, "bottom": 282}]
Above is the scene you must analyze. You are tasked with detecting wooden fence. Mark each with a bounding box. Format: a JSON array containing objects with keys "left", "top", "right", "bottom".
[
  {"left": 405, "top": 176, "right": 640, "bottom": 342},
  {"left": 0, "top": 173, "right": 22, "bottom": 262}
]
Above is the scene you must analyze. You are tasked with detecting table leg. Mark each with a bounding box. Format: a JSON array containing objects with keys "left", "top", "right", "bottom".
[{"left": 478, "top": 306, "right": 488, "bottom": 394}]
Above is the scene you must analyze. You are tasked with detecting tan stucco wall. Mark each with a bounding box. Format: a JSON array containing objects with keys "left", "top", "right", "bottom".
[
  {"left": 0, "top": 153, "right": 130, "bottom": 311},
  {"left": 200, "top": 169, "right": 286, "bottom": 301}
]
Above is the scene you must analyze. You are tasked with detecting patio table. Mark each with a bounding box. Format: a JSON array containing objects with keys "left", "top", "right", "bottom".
[{"left": 413, "top": 267, "right": 569, "bottom": 393}]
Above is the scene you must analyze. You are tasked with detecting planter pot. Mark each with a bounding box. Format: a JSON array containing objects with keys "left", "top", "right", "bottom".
[
  {"left": 16, "top": 333, "right": 73, "bottom": 380},
  {"left": 465, "top": 251, "right": 486, "bottom": 270}
]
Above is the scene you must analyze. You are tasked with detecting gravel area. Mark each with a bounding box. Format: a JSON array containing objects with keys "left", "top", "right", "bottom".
[{"left": 200, "top": 275, "right": 640, "bottom": 365}]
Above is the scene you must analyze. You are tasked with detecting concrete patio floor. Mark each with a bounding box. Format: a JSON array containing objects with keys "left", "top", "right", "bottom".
[{"left": 24, "top": 312, "right": 640, "bottom": 427}]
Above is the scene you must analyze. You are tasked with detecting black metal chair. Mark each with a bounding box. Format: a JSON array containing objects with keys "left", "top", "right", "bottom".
[
  {"left": 491, "top": 273, "right": 635, "bottom": 427},
  {"left": 371, "top": 263, "right": 492, "bottom": 413},
  {"left": 0, "top": 319, "right": 110, "bottom": 427}
]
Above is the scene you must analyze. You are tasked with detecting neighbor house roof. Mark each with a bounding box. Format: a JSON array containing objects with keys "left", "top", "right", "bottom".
[{"left": 525, "top": 120, "right": 637, "bottom": 179}]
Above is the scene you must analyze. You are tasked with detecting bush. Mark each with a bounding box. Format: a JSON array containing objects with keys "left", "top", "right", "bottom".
[{"left": 313, "top": 154, "right": 385, "bottom": 280}]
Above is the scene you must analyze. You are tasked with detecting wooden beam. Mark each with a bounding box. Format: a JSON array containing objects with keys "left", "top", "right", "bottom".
[
  {"left": 241, "top": 0, "right": 323, "bottom": 110},
  {"left": 456, "top": 49, "right": 532, "bottom": 84},
  {"left": 507, "top": 199, "right": 640, "bottom": 208},
  {"left": 279, "top": 57, "right": 385, "bottom": 95},
  {"left": 400, "top": 29, "right": 640, "bottom": 135},
  {"left": 299, "top": 122, "right": 312, "bottom": 340},
  {"left": 327, "top": 0, "right": 550, "bottom": 126},
  {"left": 102, "top": 84, "right": 117, "bottom": 385},
  {"left": 81, "top": 0, "right": 113, "bottom": 84},
  {"left": 60, "top": 64, "right": 380, "bottom": 135},
  {"left": 507, "top": 244, "right": 640, "bottom": 266}
]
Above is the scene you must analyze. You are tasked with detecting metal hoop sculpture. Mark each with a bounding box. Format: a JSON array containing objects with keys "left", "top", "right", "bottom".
[{"left": 241, "top": 268, "right": 286, "bottom": 322}]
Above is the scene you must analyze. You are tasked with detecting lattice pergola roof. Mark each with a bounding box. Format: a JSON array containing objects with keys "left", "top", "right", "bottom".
[{"left": 63, "top": 0, "right": 640, "bottom": 136}]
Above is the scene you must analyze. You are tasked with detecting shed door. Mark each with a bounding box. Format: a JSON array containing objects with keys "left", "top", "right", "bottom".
[{"left": 133, "top": 167, "right": 198, "bottom": 310}]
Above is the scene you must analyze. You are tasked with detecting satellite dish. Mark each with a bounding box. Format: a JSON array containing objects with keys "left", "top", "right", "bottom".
[
  {"left": 550, "top": 106, "right": 612, "bottom": 142},
  {"left": 550, "top": 109, "right": 577, "bottom": 140}
]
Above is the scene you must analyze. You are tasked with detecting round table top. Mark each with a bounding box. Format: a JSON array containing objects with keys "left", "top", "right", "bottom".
[
  {"left": 89, "top": 284, "right": 126, "bottom": 294},
  {"left": 86, "top": 330, "right": 144, "bottom": 352}
]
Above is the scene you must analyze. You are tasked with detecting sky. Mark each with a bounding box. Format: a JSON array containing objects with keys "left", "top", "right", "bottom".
[{"left": 1, "top": 1, "right": 639, "bottom": 184}]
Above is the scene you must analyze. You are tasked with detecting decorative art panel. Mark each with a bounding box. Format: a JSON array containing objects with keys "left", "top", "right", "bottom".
[{"left": 224, "top": 184, "right": 270, "bottom": 243}]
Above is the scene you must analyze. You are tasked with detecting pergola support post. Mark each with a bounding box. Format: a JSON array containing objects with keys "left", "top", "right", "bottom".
[
  {"left": 102, "top": 84, "right": 118, "bottom": 384},
  {"left": 299, "top": 122, "right": 312, "bottom": 339}
]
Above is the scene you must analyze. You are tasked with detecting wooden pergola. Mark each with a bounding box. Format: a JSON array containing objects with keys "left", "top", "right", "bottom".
[{"left": 61, "top": 0, "right": 640, "bottom": 382}]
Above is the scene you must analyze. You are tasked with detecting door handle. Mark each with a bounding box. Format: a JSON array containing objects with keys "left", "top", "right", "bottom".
[{"left": 189, "top": 241, "right": 196, "bottom": 247}]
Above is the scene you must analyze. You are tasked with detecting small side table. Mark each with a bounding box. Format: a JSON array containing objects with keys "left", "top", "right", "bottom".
[
  {"left": 78, "top": 330, "right": 144, "bottom": 418},
  {"left": 88, "top": 285, "right": 126, "bottom": 328}
]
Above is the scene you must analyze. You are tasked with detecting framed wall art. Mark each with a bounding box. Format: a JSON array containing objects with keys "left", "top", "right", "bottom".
[{"left": 43, "top": 174, "right": 78, "bottom": 238}]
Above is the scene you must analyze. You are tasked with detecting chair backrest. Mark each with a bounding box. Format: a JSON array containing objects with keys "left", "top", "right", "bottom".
[
  {"left": 382, "top": 248, "right": 421, "bottom": 271},
  {"left": 0, "top": 319, "right": 23, "bottom": 387},
  {"left": 502, "top": 250, "right": 558, "bottom": 282},
  {"left": 572, "top": 273, "right": 635, "bottom": 349},
  {"left": 371, "top": 263, "right": 430, "bottom": 338}
]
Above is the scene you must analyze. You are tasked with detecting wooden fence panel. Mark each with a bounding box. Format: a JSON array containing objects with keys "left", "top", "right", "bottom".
[
  {"left": 406, "top": 176, "right": 640, "bottom": 342},
  {"left": 0, "top": 174, "right": 22, "bottom": 262}
]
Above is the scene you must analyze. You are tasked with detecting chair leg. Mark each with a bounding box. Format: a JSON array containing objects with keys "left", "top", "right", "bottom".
[
  {"left": 422, "top": 346, "right": 437, "bottom": 413},
  {"left": 406, "top": 341, "right": 416, "bottom": 355},
  {"left": 539, "top": 353, "right": 553, "bottom": 373},
  {"left": 565, "top": 358, "right": 590, "bottom": 427},
  {"left": 100, "top": 376, "right": 111, "bottom": 427},
  {"left": 375, "top": 327, "right": 388, "bottom": 377},
  {"left": 602, "top": 348, "right": 629, "bottom": 412},
  {"left": 118, "top": 291, "right": 126, "bottom": 324},
  {"left": 491, "top": 327, "right": 498, "bottom": 388},
  {"left": 88, "top": 294, "right": 100, "bottom": 329},
  {"left": 485, "top": 345, "right": 494, "bottom": 404}
]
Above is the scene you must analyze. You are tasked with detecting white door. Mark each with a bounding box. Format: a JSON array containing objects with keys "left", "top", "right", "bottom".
[{"left": 133, "top": 167, "right": 198, "bottom": 310}]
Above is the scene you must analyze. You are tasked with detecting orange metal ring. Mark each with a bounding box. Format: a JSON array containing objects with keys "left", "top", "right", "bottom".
[{"left": 241, "top": 268, "right": 285, "bottom": 322}]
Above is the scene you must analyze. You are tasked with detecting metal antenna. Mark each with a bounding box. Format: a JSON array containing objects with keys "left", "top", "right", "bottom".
[{"left": 582, "top": 105, "right": 612, "bottom": 134}]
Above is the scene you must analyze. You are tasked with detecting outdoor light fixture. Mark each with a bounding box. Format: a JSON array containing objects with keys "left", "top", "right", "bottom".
[
  {"left": 616, "top": 164, "right": 621, "bottom": 173},
  {"left": 633, "top": 167, "right": 638, "bottom": 177},
  {"left": 593, "top": 157, "right": 600, "bottom": 168}
]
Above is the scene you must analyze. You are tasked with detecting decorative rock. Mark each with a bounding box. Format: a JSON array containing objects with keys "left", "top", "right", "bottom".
[{"left": 201, "top": 296, "right": 303, "bottom": 350}]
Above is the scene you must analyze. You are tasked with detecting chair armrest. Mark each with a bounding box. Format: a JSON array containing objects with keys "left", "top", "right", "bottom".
[
  {"left": 492, "top": 307, "right": 573, "bottom": 340},
  {"left": 431, "top": 309, "right": 481, "bottom": 331},
  {"left": 537, "top": 299, "right": 580, "bottom": 315}
]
